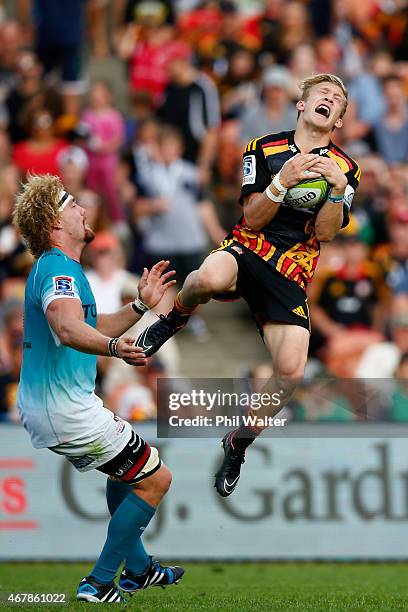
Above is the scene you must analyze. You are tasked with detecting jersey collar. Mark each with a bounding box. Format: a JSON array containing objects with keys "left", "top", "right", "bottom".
[
  {"left": 288, "top": 130, "right": 333, "bottom": 156},
  {"left": 49, "top": 246, "right": 81, "bottom": 265}
]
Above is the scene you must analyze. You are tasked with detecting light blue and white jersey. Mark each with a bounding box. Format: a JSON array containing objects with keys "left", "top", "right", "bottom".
[{"left": 18, "top": 248, "right": 113, "bottom": 448}]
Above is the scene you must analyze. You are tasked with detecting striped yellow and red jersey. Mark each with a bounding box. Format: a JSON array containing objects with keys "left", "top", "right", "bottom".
[{"left": 226, "top": 130, "right": 361, "bottom": 290}]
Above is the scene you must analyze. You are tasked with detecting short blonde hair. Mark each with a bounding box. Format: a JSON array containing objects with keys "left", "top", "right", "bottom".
[
  {"left": 13, "top": 174, "right": 64, "bottom": 258},
  {"left": 300, "top": 73, "right": 348, "bottom": 117}
]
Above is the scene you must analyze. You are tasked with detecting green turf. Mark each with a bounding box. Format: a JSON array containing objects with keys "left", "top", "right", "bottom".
[{"left": 0, "top": 562, "right": 407, "bottom": 611}]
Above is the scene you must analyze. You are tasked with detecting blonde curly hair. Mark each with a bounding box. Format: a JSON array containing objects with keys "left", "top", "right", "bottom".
[{"left": 13, "top": 174, "right": 64, "bottom": 258}]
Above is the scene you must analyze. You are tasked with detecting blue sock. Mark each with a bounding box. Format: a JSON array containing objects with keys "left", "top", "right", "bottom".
[
  {"left": 105, "top": 479, "right": 150, "bottom": 575},
  {"left": 106, "top": 479, "right": 131, "bottom": 516},
  {"left": 91, "top": 490, "right": 155, "bottom": 584}
]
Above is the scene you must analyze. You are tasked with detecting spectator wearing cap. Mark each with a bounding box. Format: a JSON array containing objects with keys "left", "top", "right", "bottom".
[
  {"left": 57, "top": 145, "right": 89, "bottom": 191},
  {"left": 57, "top": 146, "right": 106, "bottom": 233},
  {"left": 125, "top": 0, "right": 175, "bottom": 25},
  {"left": 85, "top": 231, "right": 129, "bottom": 314},
  {"left": 239, "top": 65, "right": 297, "bottom": 145},
  {"left": 157, "top": 44, "right": 221, "bottom": 184}
]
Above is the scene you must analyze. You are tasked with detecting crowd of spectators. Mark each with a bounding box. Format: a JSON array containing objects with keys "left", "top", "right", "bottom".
[{"left": 0, "top": 0, "right": 407, "bottom": 423}]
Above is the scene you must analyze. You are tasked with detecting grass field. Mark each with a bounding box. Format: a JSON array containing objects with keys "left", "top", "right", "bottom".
[{"left": 1, "top": 562, "right": 408, "bottom": 611}]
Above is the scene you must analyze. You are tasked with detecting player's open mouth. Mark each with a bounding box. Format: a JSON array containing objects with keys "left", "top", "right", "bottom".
[{"left": 315, "top": 104, "right": 331, "bottom": 118}]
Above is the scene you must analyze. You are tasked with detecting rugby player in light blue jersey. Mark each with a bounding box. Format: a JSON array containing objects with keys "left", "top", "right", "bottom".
[{"left": 14, "top": 174, "right": 184, "bottom": 603}]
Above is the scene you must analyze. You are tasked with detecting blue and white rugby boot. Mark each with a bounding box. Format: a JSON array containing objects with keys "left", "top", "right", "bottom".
[
  {"left": 119, "top": 557, "right": 184, "bottom": 593},
  {"left": 76, "top": 576, "right": 125, "bottom": 603}
]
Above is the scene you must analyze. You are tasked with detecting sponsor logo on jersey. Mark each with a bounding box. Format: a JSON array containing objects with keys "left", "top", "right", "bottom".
[
  {"left": 242, "top": 155, "right": 256, "bottom": 185},
  {"left": 69, "top": 454, "right": 95, "bottom": 469},
  {"left": 54, "top": 276, "right": 75, "bottom": 296},
  {"left": 116, "top": 458, "right": 134, "bottom": 476}
]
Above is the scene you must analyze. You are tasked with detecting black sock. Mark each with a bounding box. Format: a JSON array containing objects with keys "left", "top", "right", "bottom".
[{"left": 231, "top": 424, "right": 261, "bottom": 452}]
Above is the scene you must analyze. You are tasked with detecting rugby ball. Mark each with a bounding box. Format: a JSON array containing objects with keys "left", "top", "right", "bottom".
[{"left": 285, "top": 177, "right": 329, "bottom": 210}]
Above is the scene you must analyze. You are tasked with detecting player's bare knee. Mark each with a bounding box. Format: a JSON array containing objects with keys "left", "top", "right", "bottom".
[
  {"left": 156, "top": 464, "right": 172, "bottom": 496},
  {"left": 194, "top": 267, "right": 224, "bottom": 295},
  {"left": 131, "top": 464, "right": 172, "bottom": 502},
  {"left": 147, "top": 464, "right": 172, "bottom": 498},
  {"left": 275, "top": 360, "right": 306, "bottom": 383}
]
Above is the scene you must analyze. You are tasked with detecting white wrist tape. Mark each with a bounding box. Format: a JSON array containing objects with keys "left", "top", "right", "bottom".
[
  {"left": 272, "top": 171, "right": 287, "bottom": 195},
  {"left": 132, "top": 298, "right": 149, "bottom": 316},
  {"left": 265, "top": 185, "right": 286, "bottom": 203}
]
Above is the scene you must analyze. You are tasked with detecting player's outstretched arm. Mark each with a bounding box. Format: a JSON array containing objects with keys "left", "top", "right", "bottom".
[
  {"left": 96, "top": 260, "right": 176, "bottom": 338},
  {"left": 313, "top": 157, "right": 348, "bottom": 241},
  {"left": 46, "top": 298, "right": 147, "bottom": 365}
]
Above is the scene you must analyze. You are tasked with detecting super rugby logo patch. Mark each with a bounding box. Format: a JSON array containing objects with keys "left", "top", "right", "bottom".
[
  {"left": 53, "top": 276, "right": 75, "bottom": 296},
  {"left": 242, "top": 155, "right": 256, "bottom": 185}
]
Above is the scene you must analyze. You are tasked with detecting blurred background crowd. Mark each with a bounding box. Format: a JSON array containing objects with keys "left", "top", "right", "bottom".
[{"left": 0, "top": 0, "right": 407, "bottom": 424}]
